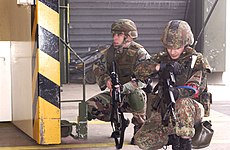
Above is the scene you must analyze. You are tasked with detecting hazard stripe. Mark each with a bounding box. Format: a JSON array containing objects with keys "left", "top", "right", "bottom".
[
  {"left": 39, "top": 0, "right": 58, "bottom": 12},
  {"left": 34, "top": 0, "right": 60, "bottom": 144},
  {"left": 38, "top": 49, "right": 60, "bottom": 86},
  {"left": 37, "top": 0, "right": 59, "bottom": 37},
  {"left": 38, "top": 96, "right": 60, "bottom": 118},
  {"left": 38, "top": 73, "right": 60, "bottom": 108},
  {"left": 33, "top": 97, "right": 60, "bottom": 144},
  {"left": 38, "top": 26, "right": 59, "bottom": 61}
]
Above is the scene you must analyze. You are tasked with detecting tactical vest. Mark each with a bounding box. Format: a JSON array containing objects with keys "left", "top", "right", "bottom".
[
  {"left": 106, "top": 41, "right": 143, "bottom": 85},
  {"left": 176, "top": 47, "right": 211, "bottom": 86},
  {"left": 155, "top": 47, "right": 206, "bottom": 101},
  {"left": 156, "top": 47, "right": 206, "bottom": 86}
]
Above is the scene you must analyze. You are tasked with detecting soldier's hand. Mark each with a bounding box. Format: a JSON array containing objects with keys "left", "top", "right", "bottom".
[
  {"left": 159, "top": 62, "right": 170, "bottom": 79},
  {"left": 106, "top": 79, "right": 112, "bottom": 90},
  {"left": 131, "top": 80, "right": 138, "bottom": 88}
]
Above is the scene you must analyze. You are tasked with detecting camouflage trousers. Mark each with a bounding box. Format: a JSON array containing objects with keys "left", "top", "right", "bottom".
[
  {"left": 135, "top": 93, "right": 204, "bottom": 149},
  {"left": 86, "top": 91, "right": 146, "bottom": 127},
  {"left": 175, "top": 97, "right": 204, "bottom": 137}
]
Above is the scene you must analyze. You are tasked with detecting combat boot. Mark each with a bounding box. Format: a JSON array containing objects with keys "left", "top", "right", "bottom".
[
  {"left": 180, "top": 138, "right": 192, "bottom": 150},
  {"left": 87, "top": 111, "right": 96, "bottom": 121},
  {"left": 130, "top": 137, "right": 135, "bottom": 145},
  {"left": 167, "top": 134, "right": 180, "bottom": 150}
]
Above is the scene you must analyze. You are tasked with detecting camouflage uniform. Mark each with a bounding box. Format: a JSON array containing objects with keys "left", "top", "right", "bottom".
[
  {"left": 133, "top": 20, "right": 212, "bottom": 149},
  {"left": 86, "top": 19, "right": 151, "bottom": 141}
]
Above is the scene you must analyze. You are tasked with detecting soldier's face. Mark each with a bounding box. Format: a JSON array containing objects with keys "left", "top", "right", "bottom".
[
  {"left": 113, "top": 32, "right": 125, "bottom": 47},
  {"left": 167, "top": 47, "right": 184, "bottom": 60}
]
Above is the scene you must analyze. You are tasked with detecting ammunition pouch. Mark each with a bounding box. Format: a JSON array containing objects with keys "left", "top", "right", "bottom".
[{"left": 199, "top": 92, "right": 212, "bottom": 117}]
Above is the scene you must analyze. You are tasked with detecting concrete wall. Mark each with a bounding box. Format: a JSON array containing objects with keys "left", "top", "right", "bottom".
[
  {"left": 0, "top": 0, "right": 61, "bottom": 144},
  {"left": 0, "top": 0, "right": 33, "bottom": 136},
  {"left": 0, "top": 1, "right": 10, "bottom": 40},
  {"left": 9, "top": 1, "right": 33, "bottom": 136},
  {"left": 203, "top": 0, "right": 226, "bottom": 73},
  {"left": 223, "top": 1, "right": 230, "bottom": 86},
  {"left": 0, "top": 1, "right": 11, "bottom": 121},
  {"left": 0, "top": 42, "right": 12, "bottom": 121}
]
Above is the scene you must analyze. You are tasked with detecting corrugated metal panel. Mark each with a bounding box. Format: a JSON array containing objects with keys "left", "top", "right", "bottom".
[{"left": 69, "top": 0, "right": 188, "bottom": 55}]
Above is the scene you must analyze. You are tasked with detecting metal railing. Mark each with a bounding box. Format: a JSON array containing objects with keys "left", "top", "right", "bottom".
[
  {"left": 60, "top": 38, "right": 86, "bottom": 103},
  {"left": 60, "top": 37, "right": 87, "bottom": 139}
]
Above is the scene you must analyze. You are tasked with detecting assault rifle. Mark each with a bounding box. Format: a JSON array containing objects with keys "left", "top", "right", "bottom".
[
  {"left": 110, "top": 61, "right": 129, "bottom": 149},
  {"left": 161, "top": 67, "right": 177, "bottom": 127}
]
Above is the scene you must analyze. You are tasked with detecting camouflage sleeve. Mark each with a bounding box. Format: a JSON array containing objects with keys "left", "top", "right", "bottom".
[
  {"left": 177, "top": 54, "right": 211, "bottom": 99},
  {"left": 134, "top": 51, "right": 167, "bottom": 81},
  {"left": 177, "top": 70, "right": 203, "bottom": 99},
  {"left": 137, "top": 47, "right": 151, "bottom": 61},
  {"left": 134, "top": 53, "right": 159, "bottom": 81},
  {"left": 93, "top": 54, "right": 110, "bottom": 91}
]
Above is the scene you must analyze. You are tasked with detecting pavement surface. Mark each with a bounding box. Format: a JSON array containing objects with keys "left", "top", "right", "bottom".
[
  {"left": 59, "top": 83, "right": 230, "bottom": 150},
  {"left": 0, "top": 83, "right": 229, "bottom": 150}
]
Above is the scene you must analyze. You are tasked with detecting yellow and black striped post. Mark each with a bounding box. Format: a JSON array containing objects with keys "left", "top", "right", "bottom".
[{"left": 31, "top": 0, "right": 60, "bottom": 144}]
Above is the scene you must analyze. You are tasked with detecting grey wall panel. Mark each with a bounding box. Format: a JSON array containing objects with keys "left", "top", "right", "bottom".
[
  {"left": 69, "top": 0, "right": 187, "bottom": 55},
  {"left": 203, "top": 0, "right": 226, "bottom": 72}
]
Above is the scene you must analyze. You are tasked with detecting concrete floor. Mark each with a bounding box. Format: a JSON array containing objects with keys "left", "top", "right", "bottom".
[{"left": 0, "top": 83, "right": 230, "bottom": 150}]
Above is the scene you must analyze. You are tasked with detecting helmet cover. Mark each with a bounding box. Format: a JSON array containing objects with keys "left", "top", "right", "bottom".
[
  {"left": 111, "top": 19, "right": 138, "bottom": 39},
  {"left": 161, "top": 20, "right": 194, "bottom": 49}
]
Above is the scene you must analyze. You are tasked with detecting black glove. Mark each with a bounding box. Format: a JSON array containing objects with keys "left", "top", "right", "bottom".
[
  {"left": 170, "top": 61, "right": 184, "bottom": 75},
  {"left": 160, "top": 61, "right": 184, "bottom": 75}
]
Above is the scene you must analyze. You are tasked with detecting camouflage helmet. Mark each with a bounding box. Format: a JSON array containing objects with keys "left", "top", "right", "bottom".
[
  {"left": 111, "top": 19, "right": 138, "bottom": 39},
  {"left": 127, "top": 88, "right": 146, "bottom": 111},
  {"left": 161, "top": 20, "right": 194, "bottom": 49}
]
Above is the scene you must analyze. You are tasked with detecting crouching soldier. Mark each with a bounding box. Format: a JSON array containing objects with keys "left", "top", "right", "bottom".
[
  {"left": 133, "top": 20, "right": 212, "bottom": 150},
  {"left": 86, "top": 19, "right": 151, "bottom": 144}
]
